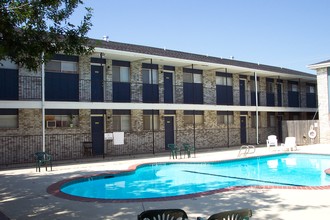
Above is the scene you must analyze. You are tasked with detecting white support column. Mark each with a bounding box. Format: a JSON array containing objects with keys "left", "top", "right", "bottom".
[
  {"left": 254, "top": 72, "right": 259, "bottom": 144},
  {"left": 41, "top": 52, "right": 45, "bottom": 152}
]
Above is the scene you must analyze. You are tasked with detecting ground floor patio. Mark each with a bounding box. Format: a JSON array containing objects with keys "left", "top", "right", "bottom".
[{"left": 1, "top": 144, "right": 330, "bottom": 219}]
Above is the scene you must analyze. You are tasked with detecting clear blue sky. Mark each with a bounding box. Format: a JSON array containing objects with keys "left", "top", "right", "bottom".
[{"left": 71, "top": 0, "right": 330, "bottom": 74}]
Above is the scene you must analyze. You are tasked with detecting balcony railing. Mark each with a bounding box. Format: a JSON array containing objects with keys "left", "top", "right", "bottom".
[{"left": 5, "top": 76, "right": 318, "bottom": 108}]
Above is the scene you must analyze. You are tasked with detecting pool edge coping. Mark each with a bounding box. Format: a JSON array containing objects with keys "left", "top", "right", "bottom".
[{"left": 47, "top": 152, "right": 330, "bottom": 203}]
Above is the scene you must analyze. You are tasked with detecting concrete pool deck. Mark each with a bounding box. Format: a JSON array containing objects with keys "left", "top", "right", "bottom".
[{"left": 1, "top": 144, "right": 330, "bottom": 219}]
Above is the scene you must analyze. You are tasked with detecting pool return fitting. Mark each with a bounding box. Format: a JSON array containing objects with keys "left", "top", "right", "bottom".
[{"left": 238, "top": 145, "right": 256, "bottom": 157}]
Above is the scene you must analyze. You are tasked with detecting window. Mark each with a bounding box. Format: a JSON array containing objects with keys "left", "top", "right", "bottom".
[
  {"left": 45, "top": 60, "right": 78, "bottom": 73},
  {"left": 307, "top": 84, "right": 315, "bottom": 93},
  {"left": 306, "top": 84, "right": 317, "bottom": 108},
  {"left": 216, "top": 73, "right": 233, "bottom": 105},
  {"left": 113, "top": 66, "right": 130, "bottom": 82},
  {"left": 113, "top": 110, "right": 130, "bottom": 131},
  {"left": 183, "top": 70, "right": 203, "bottom": 104},
  {"left": 0, "top": 109, "right": 18, "bottom": 129},
  {"left": 142, "top": 69, "right": 158, "bottom": 84},
  {"left": 217, "top": 112, "right": 234, "bottom": 125},
  {"left": 266, "top": 81, "right": 274, "bottom": 93},
  {"left": 112, "top": 61, "right": 131, "bottom": 102},
  {"left": 184, "top": 111, "right": 203, "bottom": 125},
  {"left": 45, "top": 110, "right": 79, "bottom": 128},
  {"left": 289, "top": 83, "right": 298, "bottom": 92},
  {"left": 113, "top": 116, "right": 130, "bottom": 131},
  {"left": 143, "top": 110, "right": 159, "bottom": 130},
  {"left": 183, "top": 72, "right": 202, "bottom": 83},
  {"left": 0, "top": 60, "right": 18, "bottom": 69},
  {"left": 216, "top": 76, "right": 232, "bottom": 86},
  {"left": 142, "top": 68, "right": 159, "bottom": 103}
]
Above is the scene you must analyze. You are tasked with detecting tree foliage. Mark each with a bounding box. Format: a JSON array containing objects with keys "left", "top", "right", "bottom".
[{"left": 0, "top": 0, "right": 93, "bottom": 71}]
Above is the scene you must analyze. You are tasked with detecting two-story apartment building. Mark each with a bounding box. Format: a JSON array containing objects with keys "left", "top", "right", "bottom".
[{"left": 0, "top": 39, "right": 318, "bottom": 165}]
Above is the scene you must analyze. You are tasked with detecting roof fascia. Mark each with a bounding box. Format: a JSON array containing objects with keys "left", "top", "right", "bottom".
[
  {"left": 94, "top": 47, "right": 316, "bottom": 81},
  {"left": 308, "top": 62, "right": 330, "bottom": 70}
]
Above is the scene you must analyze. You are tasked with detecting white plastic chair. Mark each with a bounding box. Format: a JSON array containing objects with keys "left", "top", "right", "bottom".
[
  {"left": 281, "top": 137, "right": 297, "bottom": 151},
  {"left": 266, "top": 135, "right": 278, "bottom": 151}
]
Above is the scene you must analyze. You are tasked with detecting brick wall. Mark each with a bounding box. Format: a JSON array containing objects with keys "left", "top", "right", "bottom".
[{"left": 0, "top": 54, "right": 317, "bottom": 165}]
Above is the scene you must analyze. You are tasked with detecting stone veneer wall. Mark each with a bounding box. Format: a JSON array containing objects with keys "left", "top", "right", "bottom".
[
  {"left": 158, "top": 65, "right": 165, "bottom": 103},
  {"left": 131, "top": 61, "right": 143, "bottom": 102},
  {"left": 173, "top": 110, "right": 242, "bottom": 149},
  {"left": 104, "top": 58, "right": 113, "bottom": 102},
  {"left": 79, "top": 55, "right": 91, "bottom": 101},
  {"left": 316, "top": 67, "right": 330, "bottom": 144},
  {"left": 232, "top": 73, "right": 240, "bottom": 105},
  {"left": 175, "top": 67, "right": 184, "bottom": 103},
  {"left": 300, "top": 82, "right": 307, "bottom": 108},
  {"left": 203, "top": 70, "right": 216, "bottom": 105},
  {"left": 282, "top": 81, "right": 289, "bottom": 107},
  {"left": 259, "top": 77, "right": 266, "bottom": 106}
]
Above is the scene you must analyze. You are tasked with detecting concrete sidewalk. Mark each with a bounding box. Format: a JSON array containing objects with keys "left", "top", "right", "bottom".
[{"left": 1, "top": 144, "right": 330, "bottom": 219}]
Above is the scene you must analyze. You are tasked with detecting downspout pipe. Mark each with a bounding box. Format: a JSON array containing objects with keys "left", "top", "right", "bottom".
[
  {"left": 226, "top": 68, "right": 230, "bottom": 148},
  {"left": 192, "top": 64, "right": 196, "bottom": 150},
  {"left": 151, "top": 59, "right": 155, "bottom": 154},
  {"left": 100, "top": 53, "right": 106, "bottom": 159}
]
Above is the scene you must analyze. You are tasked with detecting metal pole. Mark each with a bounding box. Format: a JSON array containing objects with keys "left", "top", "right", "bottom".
[
  {"left": 254, "top": 72, "right": 259, "bottom": 144},
  {"left": 151, "top": 59, "right": 155, "bottom": 154},
  {"left": 192, "top": 64, "right": 196, "bottom": 150},
  {"left": 225, "top": 68, "right": 230, "bottom": 148},
  {"left": 299, "top": 78, "right": 301, "bottom": 107},
  {"left": 41, "top": 52, "right": 45, "bottom": 152},
  {"left": 100, "top": 52, "right": 106, "bottom": 159}
]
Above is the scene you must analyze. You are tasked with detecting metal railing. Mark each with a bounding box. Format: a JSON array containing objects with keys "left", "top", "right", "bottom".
[
  {"left": 238, "top": 145, "right": 256, "bottom": 157},
  {"left": 0, "top": 127, "right": 279, "bottom": 167},
  {"left": 6, "top": 76, "right": 317, "bottom": 108}
]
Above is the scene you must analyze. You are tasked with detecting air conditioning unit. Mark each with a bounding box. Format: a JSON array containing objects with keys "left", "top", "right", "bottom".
[{"left": 46, "top": 120, "right": 56, "bottom": 128}]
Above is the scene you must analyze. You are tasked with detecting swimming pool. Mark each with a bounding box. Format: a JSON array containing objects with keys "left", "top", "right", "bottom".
[{"left": 54, "top": 153, "right": 330, "bottom": 201}]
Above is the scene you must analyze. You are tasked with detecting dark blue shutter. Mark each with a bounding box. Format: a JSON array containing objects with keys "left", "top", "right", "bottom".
[
  {"left": 183, "top": 83, "right": 203, "bottom": 104},
  {"left": 143, "top": 84, "right": 159, "bottom": 103},
  {"left": 46, "top": 72, "right": 79, "bottom": 101},
  {"left": 217, "top": 85, "right": 233, "bottom": 105},
  {"left": 266, "top": 93, "right": 275, "bottom": 106},
  {"left": 113, "top": 82, "right": 131, "bottom": 102},
  {"left": 251, "top": 92, "right": 260, "bottom": 106},
  {"left": 183, "top": 83, "right": 194, "bottom": 104},
  {"left": 306, "top": 93, "right": 316, "bottom": 108},
  {"left": 194, "top": 83, "right": 203, "bottom": 104},
  {"left": 0, "top": 69, "right": 18, "bottom": 100},
  {"left": 288, "top": 91, "right": 299, "bottom": 107}
]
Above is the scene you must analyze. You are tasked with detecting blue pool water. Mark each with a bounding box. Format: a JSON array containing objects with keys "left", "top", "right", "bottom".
[{"left": 60, "top": 153, "right": 330, "bottom": 200}]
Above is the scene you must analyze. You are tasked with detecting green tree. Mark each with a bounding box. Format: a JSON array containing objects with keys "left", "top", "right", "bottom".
[{"left": 0, "top": 0, "right": 93, "bottom": 71}]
